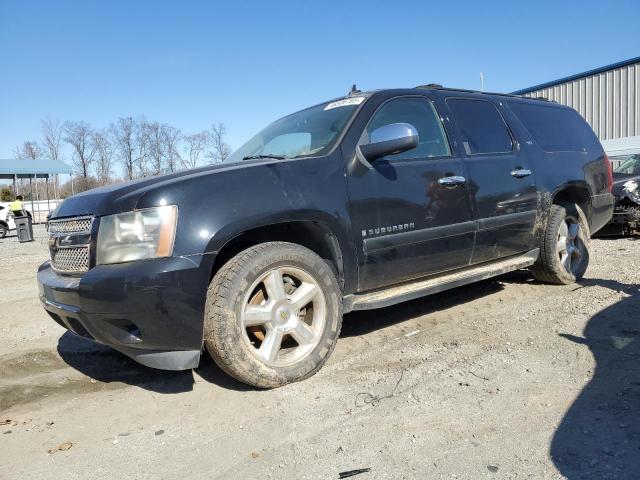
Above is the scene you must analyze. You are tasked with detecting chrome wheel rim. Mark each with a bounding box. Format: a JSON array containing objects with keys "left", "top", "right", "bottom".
[
  {"left": 240, "top": 266, "right": 326, "bottom": 367},
  {"left": 557, "top": 218, "right": 582, "bottom": 275}
]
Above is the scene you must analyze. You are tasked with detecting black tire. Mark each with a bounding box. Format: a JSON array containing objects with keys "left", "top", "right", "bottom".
[
  {"left": 0, "top": 222, "right": 7, "bottom": 239},
  {"left": 532, "top": 204, "right": 590, "bottom": 285},
  {"left": 204, "top": 242, "right": 342, "bottom": 388}
]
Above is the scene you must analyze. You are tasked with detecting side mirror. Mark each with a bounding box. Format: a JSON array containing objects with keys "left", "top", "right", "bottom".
[{"left": 358, "top": 123, "right": 419, "bottom": 162}]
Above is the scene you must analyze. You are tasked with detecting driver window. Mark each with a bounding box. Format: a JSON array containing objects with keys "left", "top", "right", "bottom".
[{"left": 366, "top": 97, "right": 451, "bottom": 160}]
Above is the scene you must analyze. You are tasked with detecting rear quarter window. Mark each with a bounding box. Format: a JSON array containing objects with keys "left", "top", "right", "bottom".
[{"left": 508, "top": 102, "right": 601, "bottom": 153}]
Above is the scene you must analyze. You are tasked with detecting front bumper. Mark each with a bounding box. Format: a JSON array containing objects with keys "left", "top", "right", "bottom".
[{"left": 37, "top": 254, "right": 214, "bottom": 370}]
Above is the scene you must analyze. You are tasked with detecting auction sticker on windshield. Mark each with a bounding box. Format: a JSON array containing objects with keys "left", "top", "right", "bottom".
[{"left": 324, "top": 96, "right": 365, "bottom": 110}]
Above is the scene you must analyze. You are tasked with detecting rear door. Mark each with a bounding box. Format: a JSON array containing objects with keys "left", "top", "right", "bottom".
[
  {"left": 444, "top": 97, "right": 538, "bottom": 264},
  {"left": 346, "top": 94, "right": 475, "bottom": 291}
]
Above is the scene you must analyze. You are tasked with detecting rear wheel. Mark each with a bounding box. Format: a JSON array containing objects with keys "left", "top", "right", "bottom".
[
  {"left": 532, "top": 204, "right": 590, "bottom": 284},
  {"left": 0, "top": 222, "right": 7, "bottom": 239},
  {"left": 204, "top": 242, "right": 342, "bottom": 388}
]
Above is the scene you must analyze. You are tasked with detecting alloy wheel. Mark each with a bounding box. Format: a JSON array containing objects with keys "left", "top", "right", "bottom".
[{"left": 240, "top": 266, "right": 326, "bottom": 367}]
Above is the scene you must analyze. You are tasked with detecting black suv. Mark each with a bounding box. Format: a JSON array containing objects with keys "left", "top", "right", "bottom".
[{"left": 39, "top": 86, "right": 614, "bottom": 387}]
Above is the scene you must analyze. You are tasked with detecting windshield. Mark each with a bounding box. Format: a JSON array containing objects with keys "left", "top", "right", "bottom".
[
  {"left": 613, "top": 155, "right": 640, "bottom": 175},
  {"left": 227, "top": 97, "right": 365, "bottom": 163}
]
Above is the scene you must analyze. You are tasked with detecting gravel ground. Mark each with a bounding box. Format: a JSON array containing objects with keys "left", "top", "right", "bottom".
[{"left": 0, "top": 225, "right": 639, "bottom": 479}]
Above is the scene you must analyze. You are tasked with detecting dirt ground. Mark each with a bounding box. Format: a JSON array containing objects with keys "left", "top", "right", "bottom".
[{"left": 0, "top": 225, "right": 639, "bottom": 480}]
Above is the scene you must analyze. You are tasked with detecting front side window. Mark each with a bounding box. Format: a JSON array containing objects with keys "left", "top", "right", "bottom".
[
  {"left": 447, "top": 98, "right": 513, "bottom": 155},
  {"left": 365, "top": 97, "right": 451, "bottom": 160},
  {"left": 228, "top": 97, "right": 364, "bottom": 163}
]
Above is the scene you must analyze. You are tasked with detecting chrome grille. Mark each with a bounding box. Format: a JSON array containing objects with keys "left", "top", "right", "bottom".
[
  {"left": 48, "top": 216, "right": 93, "bottom": 274},
  {"left": 48, "top": 217, "right": 93, "bottom": 234},
  {"left": 51, "top": 247, "right": 90, "bottom": 273}
]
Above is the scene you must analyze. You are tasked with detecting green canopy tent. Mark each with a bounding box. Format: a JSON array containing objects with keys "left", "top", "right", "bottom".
[{"left": 0, "top": 159, "right": 73, "bottom": 222}]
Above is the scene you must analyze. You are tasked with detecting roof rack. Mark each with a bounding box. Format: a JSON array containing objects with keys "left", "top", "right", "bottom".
[
  {"left": 414, "top": 84, "right": 553, "bottom": 102},
  {"left": 415, "top": 83, "right": 443, "bottom": 89}
]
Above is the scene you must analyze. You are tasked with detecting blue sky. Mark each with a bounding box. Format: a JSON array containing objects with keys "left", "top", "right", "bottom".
[{"left": 1, "top": 0, "right": 638, "bottom": 165}]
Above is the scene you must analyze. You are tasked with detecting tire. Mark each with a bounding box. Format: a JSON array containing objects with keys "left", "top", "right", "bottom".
[
  {"left": 204, "top": 242, "right": 342, "bottom": 388},
  {"left": 532, "top": 204, "right": 590, "bottom": 285},
  {"left": 0, "top": 222, "right": 7, "bottom": 239}
]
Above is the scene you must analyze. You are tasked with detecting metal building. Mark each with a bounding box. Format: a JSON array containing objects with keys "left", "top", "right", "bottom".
[{"left": 512, "top": 56, "right": 640, "bottom": 163}]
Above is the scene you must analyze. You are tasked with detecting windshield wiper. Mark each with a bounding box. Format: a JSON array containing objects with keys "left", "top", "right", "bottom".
[{"left": 242, "top": 154, "right": 287, "bottom": 160}]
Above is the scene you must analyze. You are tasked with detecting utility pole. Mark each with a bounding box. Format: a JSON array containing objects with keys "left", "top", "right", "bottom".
[{"left": 480, "top": 72, "right": 484, "bottom": 92}]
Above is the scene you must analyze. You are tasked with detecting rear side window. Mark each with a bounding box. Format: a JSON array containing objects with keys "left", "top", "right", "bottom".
[
  {"left": 446, "top": 99, "right": 513, "bottom": 155},
  {"left": 508, "top": 102, "right": 600, "bottom": 153}
]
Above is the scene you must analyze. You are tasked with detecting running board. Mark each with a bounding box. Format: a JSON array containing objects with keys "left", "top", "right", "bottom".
[{"left": 343, "top": 249, "right": 539, "bottom": 312}]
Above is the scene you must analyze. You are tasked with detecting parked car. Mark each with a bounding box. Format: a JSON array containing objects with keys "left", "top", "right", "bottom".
[
  {"left": 597, "top": 155, "right": 640, "bottom": 235},
  {"left": 38, "top": 86, "right": 614, "bottom": 388},
  {"left": 0, "top": 202, "right": 32, "bottom": 239}
]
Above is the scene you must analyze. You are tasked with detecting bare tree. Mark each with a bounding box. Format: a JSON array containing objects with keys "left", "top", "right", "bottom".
[
  {"left": 207, "top": 123, "right": 231, "bottom": 164},
  {"left": 145, "top": 121, "right": 165, "bottom": 175},
  {"left": 183, "top": 131, "right": 208, "bottom": 169},
  {"left": 110, "top": 117, "right": 136, "bottom": 180},
  {"left": 14, "top": 140, "right": 42, "bottom": 160},
  {"left": 64, "top": 121, "right": 96, "bottom": 178},
  {"left": 40, "top": 117, "right": 63, "bottom": 161},
  {"left": 162, "top": 125, "right": 182, "bottom": 173},
  {"left": 134, "top": 118, "right": 150, "bottom": 178},
  {"left": 93, "top": 130, "right": 113, "bottom": 185}
]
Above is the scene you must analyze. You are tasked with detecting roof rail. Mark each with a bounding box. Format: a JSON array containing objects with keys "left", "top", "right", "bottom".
[
  {"left": 415, "top": 84, "right": 525, "bottom": 99},
  {"left": 415, "top": 83, "right": 443, "bottom": 89}
]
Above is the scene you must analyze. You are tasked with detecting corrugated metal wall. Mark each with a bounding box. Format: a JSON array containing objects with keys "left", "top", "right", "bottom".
[{"left": 523, "top": 61, "right": 640, "bottom": 141}]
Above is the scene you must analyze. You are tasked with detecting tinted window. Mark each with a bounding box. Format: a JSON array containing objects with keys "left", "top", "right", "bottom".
[
  {"left": 508, "top": 102, "right": 601, "bottom": 153},
  {"left": 447, "top": 99, "right": 513, "bottom": 154},
  {"left": 366, "top": 97, "right": 450, "bottom": 159}
]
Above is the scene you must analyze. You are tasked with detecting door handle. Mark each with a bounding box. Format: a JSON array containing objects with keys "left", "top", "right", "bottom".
[
  {"left": 511, "top": 168, "right": 532, "bottom": 179},
  {"left": 437, "top": 175, "right": 466, "bottom": 187}
]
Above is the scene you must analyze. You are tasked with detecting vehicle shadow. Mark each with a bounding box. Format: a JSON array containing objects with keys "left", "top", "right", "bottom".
[
  {"left": 341, "top": 276, "right": 506, "bottom": 337},
  {"left": 56, "top": 332, "right": 254, "bottom": 393},
  {"left": 551, "top": 278, "right": 640, "bottom": 479}
]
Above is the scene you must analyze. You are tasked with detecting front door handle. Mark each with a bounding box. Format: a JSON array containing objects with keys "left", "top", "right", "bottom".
[
  {"left": 511, "top": 168, "right": 532, "bottom": 179},
  {"left": 437, "top": 175, "right": 466, "bottom": 187}
]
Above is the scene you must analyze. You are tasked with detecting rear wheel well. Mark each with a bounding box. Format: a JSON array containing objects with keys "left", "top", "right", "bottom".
[
  {"left": 553, "top": 186, "right": 591, "bottom": 220},
  {"left": 210, "top": 222, "right": 344, "bottom": 290}
]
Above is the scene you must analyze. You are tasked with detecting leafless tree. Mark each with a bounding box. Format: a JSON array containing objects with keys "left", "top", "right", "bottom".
[
  {"left": 93, "top": 130, "right": 114, "bottom": 185},
  {"left": 162, "top": 125, "right": 182, "bottom": 173},
  {"left": 207, "top": 123, "right": 231, "bottom": 164},
  {"left": 145, "top": 121, "right": 165, "bottom": 175},
  {"left": 63, "top": 121, "right": 96, "bottom": 178},
  {"left": 134, "top": 118, "right": 150, "bottom": 178},
  {"left": 40, "top": 117, "right": 63, "bottom": 161},
  {"left": 110, "top": 117, "right": 136, "bottom": 180},
  {"left": 14, "top": 140, "right": 42, "bottom": 160},
  {"left": 183, "top": 131, "right": 208, "bottom": 169}
]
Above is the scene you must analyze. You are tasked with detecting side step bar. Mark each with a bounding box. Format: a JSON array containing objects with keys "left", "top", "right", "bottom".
[{"left": 343, "top": 248, "right": 539, "bottom": 313}]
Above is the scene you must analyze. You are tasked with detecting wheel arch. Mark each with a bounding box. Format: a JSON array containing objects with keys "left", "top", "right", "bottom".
[
  {"left": 208, "top": 220, "right": 348, "bottom": 292},
  {"left": 552, "top": 182, "right": 592, "bottom": 221}
]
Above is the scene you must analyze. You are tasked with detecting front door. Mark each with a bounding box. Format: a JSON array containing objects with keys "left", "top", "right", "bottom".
[
  {"left": 443, "top": 97, "right": 538, "bottom": 264},
  {"left": 346, "top": 95, "right": 475, "bottom": 292}
]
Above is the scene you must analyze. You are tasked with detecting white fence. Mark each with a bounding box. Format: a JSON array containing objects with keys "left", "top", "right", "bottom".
[{"left": 24, "top": 199, "right": 63, "bottom": 224}]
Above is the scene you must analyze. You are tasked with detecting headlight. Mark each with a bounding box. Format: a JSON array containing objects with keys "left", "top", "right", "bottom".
[
  {"left": 623, "top": 180, "right": 640, "bottom": 204},
  {"left": 96, "top": 205, "right": 178, "bottom": 265}
]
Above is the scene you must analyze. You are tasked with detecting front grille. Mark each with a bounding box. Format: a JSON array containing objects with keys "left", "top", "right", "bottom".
[
  {"left": 48, "top": 217, "right": 93, "bottom": 234},
  {"left": 48, "top": 216, "right": 94, "bottom": 274},
  {"left": 51, "top": 246, "right": 90, "bottom": 273}
]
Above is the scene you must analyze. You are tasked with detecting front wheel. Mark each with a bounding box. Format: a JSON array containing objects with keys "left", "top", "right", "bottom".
[
  {"left": 0, "top": 223, "right": 7, "bottom": 239},
  {"left": 532, "top": 204, "right": 590, "bottom": 285},
  {"left": 204, "top": 242, "right": 342, "bottom": 388}
]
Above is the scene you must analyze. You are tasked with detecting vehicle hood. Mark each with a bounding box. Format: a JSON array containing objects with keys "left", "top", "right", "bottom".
[
  {"left": 51, "top": 159, "right": 267, "bottom": 219},
  {"left": 612, "top": 173, "right": 640, "bottom": 200}
]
